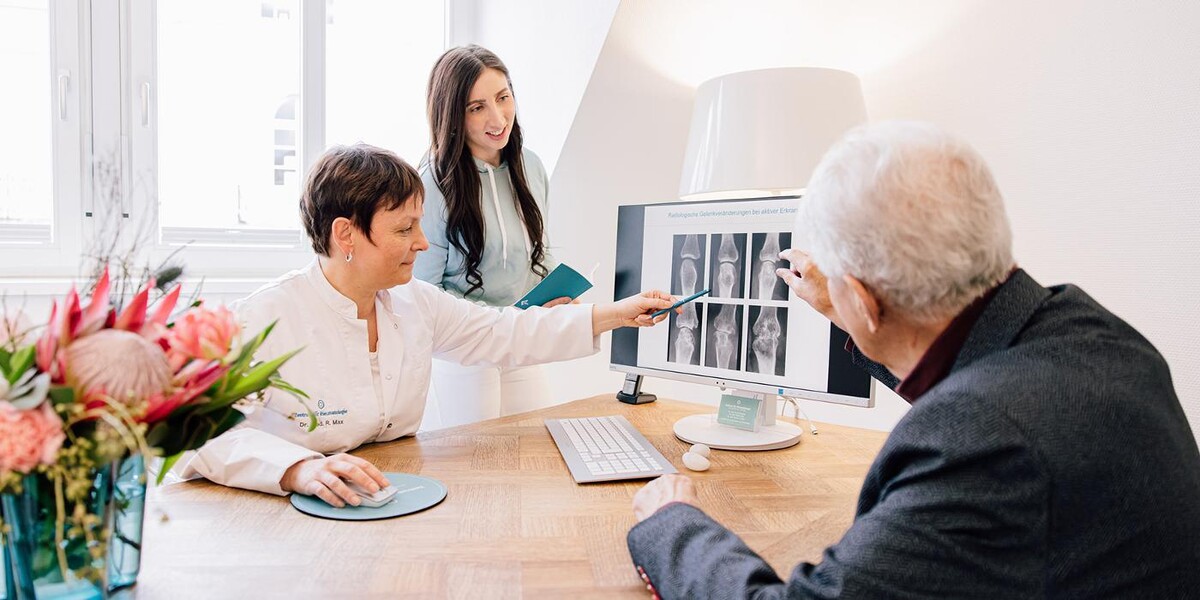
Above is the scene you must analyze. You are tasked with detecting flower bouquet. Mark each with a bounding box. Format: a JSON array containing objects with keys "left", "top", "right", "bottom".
[{"left": 0, "top": 270, "right": 310, "bottom": 598}]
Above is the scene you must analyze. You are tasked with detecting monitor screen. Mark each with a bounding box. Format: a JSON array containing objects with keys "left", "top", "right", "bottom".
[{"left": 610, "top": 196, "right": 873, "bottom": 407}]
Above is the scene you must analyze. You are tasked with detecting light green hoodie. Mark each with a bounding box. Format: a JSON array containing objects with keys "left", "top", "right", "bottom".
[{"left": 414, "top": 148, "right": 558, "bottom": 306}]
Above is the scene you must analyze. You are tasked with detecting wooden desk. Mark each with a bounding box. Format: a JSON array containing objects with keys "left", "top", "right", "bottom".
[{"left": 132, "top": 396, "right": 888, "bottom": 598}]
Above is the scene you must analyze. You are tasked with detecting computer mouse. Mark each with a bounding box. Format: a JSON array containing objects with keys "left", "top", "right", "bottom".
[{"left": 345, "top": 481, "right": 398, "bottom": 508}]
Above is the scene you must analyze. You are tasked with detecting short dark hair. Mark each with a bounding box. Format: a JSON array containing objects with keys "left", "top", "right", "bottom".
[{"left": 300, "top": 144, "right": 424, "bottom": 256}]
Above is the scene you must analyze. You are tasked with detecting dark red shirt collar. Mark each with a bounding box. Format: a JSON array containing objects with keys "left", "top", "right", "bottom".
[{"left": 893, "top": 272, "right": 1012, "bottom": 403}]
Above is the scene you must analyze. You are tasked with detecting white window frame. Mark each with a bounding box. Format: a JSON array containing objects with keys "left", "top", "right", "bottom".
[
  {"left": 1, "top": 0, "right": 449, "bottom": 281},
  {"left": 125, "top": 0, "right": 319, "bottom": 278},
  {"left": 0, "top": 0, "right": 85, "bottom": 278}
]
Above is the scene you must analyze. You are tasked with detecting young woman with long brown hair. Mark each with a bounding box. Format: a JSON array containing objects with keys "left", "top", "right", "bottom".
[{"left": 414, "top": 45, "right": 569, "bottom": 428}]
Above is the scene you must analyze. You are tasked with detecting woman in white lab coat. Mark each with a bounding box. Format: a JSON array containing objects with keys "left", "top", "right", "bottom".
[{"left": 180, "top": 144, "right": 673, "bottom": 507}]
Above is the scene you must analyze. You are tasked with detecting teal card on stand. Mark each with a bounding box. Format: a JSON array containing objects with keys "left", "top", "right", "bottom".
[
  {"left": 717, "top": 394, "right": 763, "bottom": 431},
  {"left": 514, "top": 263, "right": 593, "bottom": 309},
  {"left": 290, "top": 472, "right": 447, "bottom": 521}
]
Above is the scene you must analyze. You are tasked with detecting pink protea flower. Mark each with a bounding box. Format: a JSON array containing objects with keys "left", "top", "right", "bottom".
[
  {"left": 0, "top": 401, "right": 65, "bottom": 475},
  {"left": 36, "top": 269, "right": 113, "bottom": 382},
  {"left": 35, "top": 269, "right": 183, "bottom": 383},
  {"left": 141, "top": 359, "right": 228, "bottom": 424},
  {"left": 64, "top": 329, "right": 173, "bottom": 409},
  {"left": 166, "top": 306, "right": 239, "bottom": 369}
]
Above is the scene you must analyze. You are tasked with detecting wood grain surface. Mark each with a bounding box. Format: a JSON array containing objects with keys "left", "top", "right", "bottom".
[{"left": 128, "top": 396, "right": 888, "bottom": 599}]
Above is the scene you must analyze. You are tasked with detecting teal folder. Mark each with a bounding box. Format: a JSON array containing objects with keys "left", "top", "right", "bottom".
[{"left": 514, "top": 263, "right": 593, "bottom": 309}]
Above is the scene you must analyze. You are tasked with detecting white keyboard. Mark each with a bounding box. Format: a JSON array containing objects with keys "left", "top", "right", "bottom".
[{"left": 545, "top": 415, "right": 678, "bottom": 483}]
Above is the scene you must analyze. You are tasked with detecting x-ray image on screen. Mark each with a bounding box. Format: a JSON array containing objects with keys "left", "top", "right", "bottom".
[
  {"left": 611, "top": 197, "right": 874, "bottom": 407},
  {"left": 709, "top": 233, "right": 747, "bottom": 299},
  {"left": 667, "top": 302, "right": 704, "bottom": 365},
  {"left": 670, "top": 234, "right": 707, "bottom": 296},
  {"left": 749, "top": 232, "right": 792, "bottom": 301},
  {"left": 703, "top": 302, "right": 744, "bottom": 370},
  {"left": 746, "top": 306, "right": 788, "bottom": 376}
]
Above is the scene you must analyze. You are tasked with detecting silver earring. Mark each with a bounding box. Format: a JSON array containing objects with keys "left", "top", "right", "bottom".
[{"left": 345, "top": 252, "right": 353, "bottom": 263}]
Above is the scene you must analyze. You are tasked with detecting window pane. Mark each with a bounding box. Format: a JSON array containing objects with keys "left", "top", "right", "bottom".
[
  {"left": 0, "top": 0, "right": 54, "bottom": 239},
  {"left": 157, "top": 0, "right": 301, "bottom": 233},
  {"left": 326, "top": 0, "right": 444, "bottom": 167}
]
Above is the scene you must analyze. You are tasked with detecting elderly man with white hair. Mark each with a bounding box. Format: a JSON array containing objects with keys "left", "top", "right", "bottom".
[{"left": 625, "top": 121, "right": 1200, "bottom": 598}]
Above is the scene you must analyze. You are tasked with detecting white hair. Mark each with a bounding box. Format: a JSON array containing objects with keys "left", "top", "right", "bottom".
[{"left": 799, "top": 121, "right": 1013, "bottom": 322}]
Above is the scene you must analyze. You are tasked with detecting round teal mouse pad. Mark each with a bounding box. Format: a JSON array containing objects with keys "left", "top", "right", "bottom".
[{"left": 289, "top": 472, "right": 447, "bottom": 521}]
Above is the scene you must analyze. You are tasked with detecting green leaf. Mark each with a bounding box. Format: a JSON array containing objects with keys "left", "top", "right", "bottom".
[
  {"left": 192, "top": 392, "right": 245, "bottom": 416},
  {"left": 149, "top": 404, "right": 250, "bottom": 456},
  {"left": 178, "top": 419, "right": 217, "bottom": 455},
  {"left": 145, "top": 421, "right": 169, "bottom": 449},
  {"left": 218, "top": 321, "right": 278, "bottom": 396},
  {"left": 265, "top": 375, "right": 316, "bottom": 432},
  {"left": 48, "top": 385, "right": 75, "bottom": 407},
  {"left": 154, "top": 265, "right": 184, "bottom": 289},
  {"left": 155, "top": 411, "right": 213, "bottom": 456},
  {"left": 156, "top": 452, "right": 183, "bottom": 485},
  {"left": 6, "top": 346, "right": 35, "bottom": 385},
  {"left": 8, "top": 373, "right": 49, "bottom": 410},
  {"left": 0, "top": 347, "right": 11, "bottom": 373},
  {"left": 225, "top": 333, "right": 264, "bottom": 378},
  {"left": 208, "top": 407, "right": 247, "bottom": 440},
  {"left": 218, "top": 348, "right": 302, "bottom": 402},
  {"left": 266, "top": 375, "right": 309, "bottom": 400}
]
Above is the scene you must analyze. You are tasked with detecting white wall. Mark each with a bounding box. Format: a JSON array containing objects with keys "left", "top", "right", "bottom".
[
  {"left": 448, "top": 0, "right": 619, "bottom": 175},
  {"left": 544, "top": 0, "right": 1200, "bottom": 437}
]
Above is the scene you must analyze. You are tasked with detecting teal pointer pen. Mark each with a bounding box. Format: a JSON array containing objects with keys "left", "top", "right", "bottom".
[{"left": 651, "top": 288, "right": 711, "bottom": 318}]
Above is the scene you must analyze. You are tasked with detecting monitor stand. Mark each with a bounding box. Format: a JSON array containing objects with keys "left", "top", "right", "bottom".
[
  {"left": 673, "top": 391, "right": 803, "bottom": 451},
  {"left": 615, "top": 373, "right": 657, "bottom": 405}
]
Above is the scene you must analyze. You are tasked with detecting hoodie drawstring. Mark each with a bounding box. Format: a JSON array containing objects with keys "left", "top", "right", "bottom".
[
  {"left": 485, "top": 164, "right": 510, "bottom": 264},
  {"left": 485, "top": 162, "right": 534, "bottom": 267}
]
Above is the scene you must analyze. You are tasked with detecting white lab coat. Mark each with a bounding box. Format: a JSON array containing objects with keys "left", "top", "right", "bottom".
[{"left": 179, "top": 260, "right": 598, "bottom": 495}]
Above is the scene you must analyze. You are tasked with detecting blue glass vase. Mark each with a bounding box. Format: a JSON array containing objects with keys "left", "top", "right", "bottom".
[
  {"left": 1, "top": 467, "right": 113, "bottom": 599},
  {"left": 105, "top": 455, "right": 145, "bottom": 592}
]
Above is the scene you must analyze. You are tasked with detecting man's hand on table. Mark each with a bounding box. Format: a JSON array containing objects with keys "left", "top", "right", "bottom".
[{"left": 633, "top": 474, "right": 700, "bottom": 522}]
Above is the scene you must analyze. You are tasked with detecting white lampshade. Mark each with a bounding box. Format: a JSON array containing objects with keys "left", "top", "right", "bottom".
[{"left": 679, "top": 67, "right": 868, "bottom": 200}]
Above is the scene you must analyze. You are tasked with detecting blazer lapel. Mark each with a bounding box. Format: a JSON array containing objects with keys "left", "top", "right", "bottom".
[{"left": 952, "top": 269, "right": 1052, "bottom": 372}]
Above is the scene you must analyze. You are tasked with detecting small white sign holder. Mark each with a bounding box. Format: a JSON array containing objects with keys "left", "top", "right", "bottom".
[{"left": 673, "top": 390, "right": 804, "bottom": 451}]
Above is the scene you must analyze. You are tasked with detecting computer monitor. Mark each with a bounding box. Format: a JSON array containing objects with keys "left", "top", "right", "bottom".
[{"left": 610, "top": 196, "right": 874, "bottom": 450}]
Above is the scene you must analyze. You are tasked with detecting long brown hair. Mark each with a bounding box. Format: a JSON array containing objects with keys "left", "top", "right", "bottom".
[{"left": 425, "top": 45, "right": 548, "bottom": 297}]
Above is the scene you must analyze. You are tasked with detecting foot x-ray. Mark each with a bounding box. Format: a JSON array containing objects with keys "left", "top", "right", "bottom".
[
  {"left": 708, "top": 233, "right": 747, "bottom": 299},
  {"left": 670, "top": 234, "right": 707, "bottom": 296},
  {"left": 703, "top": 303, "right": 744, "bottom": 370},
  {"left": 667, "top": 302, "right": 704, "bottom": 365},
  {"left": 746, "top": 306, "right": 788, "bottom": 376},
  {"left": 748, "top": 232, "right": 792, "bottom": 301}
]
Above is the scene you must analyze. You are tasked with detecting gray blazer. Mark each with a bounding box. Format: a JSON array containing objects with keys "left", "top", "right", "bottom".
[{"left": 627, "top": 270, "right": 1200, "bottom": 599}]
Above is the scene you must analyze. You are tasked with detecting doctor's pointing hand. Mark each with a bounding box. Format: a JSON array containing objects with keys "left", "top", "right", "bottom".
[{"left": 179, "top": 143, "right": 675, "bottom": 507}]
